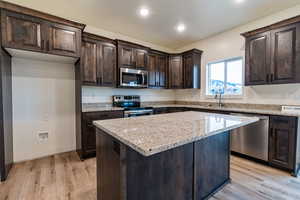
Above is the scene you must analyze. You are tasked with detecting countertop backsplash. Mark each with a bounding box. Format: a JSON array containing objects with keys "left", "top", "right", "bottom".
[{"left": 81, "top": 86, "right": 176, "bottom": 104}]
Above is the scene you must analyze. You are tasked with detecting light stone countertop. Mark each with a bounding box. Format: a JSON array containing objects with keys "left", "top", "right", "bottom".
[
  {"left": 93, "top": 111, "right": 259, "bottom": 156},
  {"left": 150, "top": 104, "right": 300, "bottom": 117},
  {"left": 82, "top": 103, "right": 300, "bottom": 117}
]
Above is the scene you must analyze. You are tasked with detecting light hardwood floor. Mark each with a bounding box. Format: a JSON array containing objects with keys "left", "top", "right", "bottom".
[{"left": 0, "top": 152, "right": 299, "bottom": 200}]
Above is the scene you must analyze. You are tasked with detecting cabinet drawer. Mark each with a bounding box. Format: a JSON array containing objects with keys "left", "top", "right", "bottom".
[{"left": 83, "top": 110, "right": 124, "bottom": 122}]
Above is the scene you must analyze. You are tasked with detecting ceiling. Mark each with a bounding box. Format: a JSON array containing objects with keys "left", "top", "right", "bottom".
[{"left": 5, "top": 0, "right": 300, "bottom": 49}]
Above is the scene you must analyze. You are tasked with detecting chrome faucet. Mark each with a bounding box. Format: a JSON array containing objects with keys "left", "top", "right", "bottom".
[{"left": 214, "top": 92, "right": 224, "bottom": 108}]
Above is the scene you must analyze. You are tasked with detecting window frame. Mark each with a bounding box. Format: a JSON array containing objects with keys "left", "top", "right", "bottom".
[{"left": 206, "top": 56, "right": 244, "bottom": 98}]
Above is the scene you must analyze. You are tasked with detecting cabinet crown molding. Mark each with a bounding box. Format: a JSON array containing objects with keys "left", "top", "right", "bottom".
[
  {"left": 83, "top": 32, "right": 116, "bottom": 44},
  {"left": 241, "top": 15, "right": 300, "bottom": 37}
]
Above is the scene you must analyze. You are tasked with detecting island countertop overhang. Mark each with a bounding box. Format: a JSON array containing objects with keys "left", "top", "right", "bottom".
[{"left": 93, "top": 111, "right": 259, "bottom": 156}]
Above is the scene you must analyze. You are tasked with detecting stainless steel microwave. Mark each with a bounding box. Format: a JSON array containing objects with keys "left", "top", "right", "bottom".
[{"left": 120, "top": 68, "right": 148, "bottom": 88}]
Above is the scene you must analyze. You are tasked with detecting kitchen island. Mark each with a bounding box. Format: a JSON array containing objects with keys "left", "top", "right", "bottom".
[{"left": 94, "top": 111, "right": 258, "bottom": 200}]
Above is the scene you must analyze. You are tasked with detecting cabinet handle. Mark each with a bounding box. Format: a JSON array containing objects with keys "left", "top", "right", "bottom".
[
  {"left": 97, "top": 77, "right": 102, "bottom": 85},
  {"left": 47, "top": 40, "right": 50, "bottom": 51},
  {"left": 269, "top": 128, "right": 273, "bottom": 138},
  {"left": 87, "top": 123, "right": 94, "bottom": 128},
  {"left": 270, "top": 74, "right": 274, "bottom": 82},
  {"left": 113, "top": 141, "right": 120, "bottom": 155}
]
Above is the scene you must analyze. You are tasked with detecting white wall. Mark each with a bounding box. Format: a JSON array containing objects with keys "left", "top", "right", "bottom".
[
  {"left": 175, "top": 4, "right": 300, "bottom": 106},
  {"left": 12, "top": 58, "right": 76, "bottom": 162}
]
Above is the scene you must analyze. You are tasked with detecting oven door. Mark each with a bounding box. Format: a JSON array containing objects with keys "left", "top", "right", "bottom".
[{"left": 120, "top": 68, "right": 148, "bottom": 88}]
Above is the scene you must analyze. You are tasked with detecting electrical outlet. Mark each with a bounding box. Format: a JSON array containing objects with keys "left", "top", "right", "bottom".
[{"left": 38, "top": 132, "right": 49, "bottom": 142}]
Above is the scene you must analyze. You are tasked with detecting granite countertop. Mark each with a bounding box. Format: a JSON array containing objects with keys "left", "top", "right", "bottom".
[
  {"left": 93, "top": 111, "right": 259, "bottom": 156},
  {"left": 82, "top": 103, "right": 300, "bottom": 117},
  {"left": 150, "top": 104, "right": 300, "bottom": 117}
]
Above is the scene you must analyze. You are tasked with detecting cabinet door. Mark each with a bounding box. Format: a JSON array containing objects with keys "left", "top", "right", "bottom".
[
  {"left": 169, "top": 55, "right": 183, "bottom": 89},
  {"left": 82, "top": 111, "right": 124, "bottom": 154},
  {"left": 47, "top": 23, "right": 81, "bottom": 57},
  {"left": 148, "top": 54, "right": 157, "bottom": 87},
  {"left": 245, "top": 32, "right": 271, "bottom": 85},
  {"left": 157, "top": 55, "right": 167, "bottom": 88},
  {"left": 270, "top": 23, "right": 300, "bottom": 84},
  {"left": 183, "top": 53, "right": 194, "bottom": 88},
  {"left": 1, "top": 10, "right": 44, "bottom": 52},
  {"left": 183, "top": 52, "right": 201, "bottom": 89},
  {"left": 135, "top": 49, "right": 148, "bottom": 70},
  {"left": 118, "top": 45, "right": 135, "bottom": 68},
  {"left": 269, "top": 116, "right": 296, "bottom": 170},
  {"left": 84, "top": 121, "right": 97, "bottom": 151},
  {"left": 81, "top": 40, "right": 98, "bottom": 85},
  {"left": 99, "top": 42, "right": 116, "bottom": 87}
]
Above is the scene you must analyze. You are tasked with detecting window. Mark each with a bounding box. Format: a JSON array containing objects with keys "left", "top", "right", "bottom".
[{"left": 206, "top": 57, "right": 243, "bottom": 96}]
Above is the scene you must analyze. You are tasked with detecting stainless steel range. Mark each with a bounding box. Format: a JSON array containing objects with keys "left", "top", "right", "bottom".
[{"left": 112, "top": 95, "right": 153, "bottom": 118}]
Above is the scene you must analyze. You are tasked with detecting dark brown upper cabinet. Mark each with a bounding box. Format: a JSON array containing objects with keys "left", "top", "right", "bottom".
[
  {"left": 81, "top": 37, "right": 97, "bottom": 85},
  {"left": 269, "top": 116, "right": 297, "bottom": 172},
  {"left": 245, "top": 31, "right": 271, "bottom": 85},
  {"left": 47, "top": 22, "right": 81, "bottom": 57},
  {"left": 148, "top": 50, "right": 167, "bottom": 88},
  {"left": 81, "top": 33, "right": 116, "bottom": 87},
  {"left": 1, "top": 9, "right": 82, "bottom": 58},
  {"left": 168, "top": 55, "right": 183, "bottom": 89},
  {"left": 117, "top": 40, "right": 149, "bottom": 70},
  {"left": 183, "top": 49, "right": 202, "bottom": 89},
  {"left": 270, "top": 23, "right": 300, "bottom": 84},
  {"left": 1, "top": 10, "right": 44, "bottom": 52},
  {"left": 242, "top": 17, "right": 300, "bottom": 86}
]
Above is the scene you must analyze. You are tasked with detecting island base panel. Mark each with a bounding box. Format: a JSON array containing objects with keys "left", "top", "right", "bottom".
[
  {"left": 96, "top": 129, "right": 230, "bottom": 200},
  {"left": 194, "top": 131, "right": 230, "bottom": 199}
]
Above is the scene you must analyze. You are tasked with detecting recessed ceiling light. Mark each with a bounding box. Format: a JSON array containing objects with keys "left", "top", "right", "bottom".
[
  {"left": 176, "top": 24, "right": 186, "bottom": 33},
  {"left": 235, "top": 0, "right": 245, "bottom": 3},
  {"left": 139, "top": 7, "right": 149, "bottom": 17}
]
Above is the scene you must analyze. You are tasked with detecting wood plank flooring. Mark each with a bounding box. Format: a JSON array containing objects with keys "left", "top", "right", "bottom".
[{"left": 0, "top": 151, "right": 299, "bottom": 200}]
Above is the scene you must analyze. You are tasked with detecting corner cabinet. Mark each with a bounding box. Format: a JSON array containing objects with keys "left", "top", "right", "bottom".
[
  {"left": 269, "top": 116, "right": 300, "bottom": 176},
  {"left": 183, "top": 49, "right": 202, "bottom": 89},
  {"left": 168, "top": 55, "right": 183, "bottom": 89},
  {"left": 243, "top": 20, "right": 300, "bottom": 86},
  {"left": 148, "top": 51, "right": 167, "bottom": 88},
  {"left": 81, "top": 33, "right": 116, "bottom": 87},
  {"left": 117, "top": 40, "right": 149, "bottom": 70},
  {"left": 1, "top": 10, "right": 82, "bottom": 58}
]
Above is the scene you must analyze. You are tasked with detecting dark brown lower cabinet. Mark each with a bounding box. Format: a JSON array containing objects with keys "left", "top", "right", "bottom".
[
  {"left": 269, "top": 116, "right": 300, "bottom": 176},
  {"left": 77, "top": 110, "right": 124, "bottom": 159},
  {"left": 153, "top": 107, "right": 300, "bottom": 176}
]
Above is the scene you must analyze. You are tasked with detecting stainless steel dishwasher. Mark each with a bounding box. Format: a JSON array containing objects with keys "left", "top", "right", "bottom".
[{"left": 230, "top": 113, "right": 269, "bottom": 161}]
